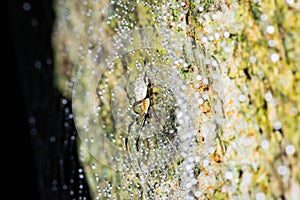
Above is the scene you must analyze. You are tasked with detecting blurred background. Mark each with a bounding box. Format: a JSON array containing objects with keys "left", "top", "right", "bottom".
[{"left": 4, "top": 0, "right": 91, "bottom": 199}]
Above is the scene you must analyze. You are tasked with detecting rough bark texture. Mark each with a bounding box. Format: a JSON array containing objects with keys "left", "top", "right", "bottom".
[{"left": 53, "top": 0, "right": 300, "bottom": 199}]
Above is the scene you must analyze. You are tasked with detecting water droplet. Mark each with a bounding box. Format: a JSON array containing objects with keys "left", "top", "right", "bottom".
[
  {"left": 50, "top": 136, "right": 56, "bottom": 143},
  {"left": 224, "top": 32, "right": 230, "bottom": 38},
  {"left": 23, "top": 2, "right": 31, "bottom": 11},
  {"left": 35, "top": 61, "right": 42, "bottom": 69},
  {"left": 225, "top": 171, "right": 233, "bottom": 180},
  {"left": 260, "top": 14, "right": 268, "bottom": 21},
  {"left": 203, "top": 93, "right": 209, "bottom": 100},
  {"left": 215, "top": 32, "right": 220, "bottom": 40},
  {"left": 61, "top": 98, "right": 68, "bottom": 105},
  {"left": 31, "top": 19, "right": 39, "bottom": 26},
  {"left": 261, "top": 139, "right": 270, "bottom": 149},
  {"left": 202, "top": 159, "right": 209, "bottom": 167},
  {"left": 186, "top": 165, "right": 192, "bottom": 170},
  {"left": 198, "top": 98, "right": 204, "bottom": 105},
  {"left": 266, "top": 25, "right": 275, "bottom": 34},
  {"left": 239, "top": 94, "right": 247, "bottom": 102},
  {"left": 264, "top": 92, "right": 272, "bottom": 102},
  {"left": 289, "top": 107, "right": 298, "bottom": 116},
  {"left": 273, "top": 121, "right": 282, "bottom": 130},
  {"left": 195, "top": 190, "right": 201, "bottom": 197},
  {"left": 286, "top": 0, "right": 294, "bottom": 4},
  {"left": 249, "top": 56, "right": 256, "bottom": 63},
  {"left": 64, "top": 122, "right": 69, "bottom": 127},
  {"left": 224, "top": 46, "right": 231, "bottom": 53},
  {"left": 91, "top": 163, "right": 96, "bottom": 169},
  {"left": 46, "top": 58, "right": 53, "bottom": 65},
  {"left": 62, "top": 184, "right": 68, "bottom": 190},
  {"left": 196, "top": 75, "right": 202, "bottom": 81},
  {"left": 285, "top": 144, "right": 295, "bottom": 155},
  {"left": 277, "top": 165, "right": 288, "bottom": 175},
  {"left": 268, "top": 40, "right": 275, "bottom": 47},
  {"left": 258, "top": 70, "right": 265, "bottom": 78},
  {"left": 270, "top": 53, "right": 279, "bottom": 62},
  {"left": 256, "top": 192, "right": 265, "bottom": 200},
  {"left": 30, "top": 128, "right": 37, "bottom": 135},
  {"left": 188, "top": 157, "right": 194, "bottom": 162},
  {"left": 209, "top": 147, "right": 215, "bottom": 154},
  {"left": 202, "top": 78, "right": 209, "bottom": 85},
  {"left": 52, "top": 179, "right": 58, "bottom": 185},
  {"left": 28, "top": 116, "right": 36, "bottom": 124}
]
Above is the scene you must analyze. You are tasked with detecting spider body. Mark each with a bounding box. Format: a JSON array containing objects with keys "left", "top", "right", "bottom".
[{"left": 127, "top": 73, "right": 177, "bottom": 153}]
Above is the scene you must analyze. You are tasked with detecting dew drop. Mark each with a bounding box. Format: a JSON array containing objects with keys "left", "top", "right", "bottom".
[
  {"left": 28, "top": 116, "right": 36, "bottom": 124},
  {"left": 195, "top": 190, "right": 201, "bottom": 197},
  {"left": 239, "top": 94, "right": 246, "bottom": 102},
  {"left": 261, "top": 139, "right": 270, "bottom": 149},
  {"left": 256, "top": 192, "right": 265, "bottom": 200},
  {"left": 270, "top": 53, "right": 279, "bottom": 62},
  {"left": 23, "top": 2, "right": 31, "bottom": 11},
  {"left": 196, "top": 75, "right": 202, "bottom": 81},
  {"left": 223, "top": 32, "right": 230, "bottom": 38},
  {"left": 268, "top": 40, "right": 275, "bottom": 47},
  {"left": 50, "top": 136, "right": 56, "bottom": 143},
  {"left": 225, "top": 171, "right": 233, "bottom": 180},
  {"left": 260, "top": 14, "right": 268, "bottom": 21},
  {"left": 202, "top": 78, "right": 209, "bottom": 85},
  {"left": 273, "top": 121, "right": 282, "bottom": 130},
  {"left": 249, "top": 56, "right": 256, "bottom": 63},
  {"left": 285, "top": 144, "right": 295, "bottom": 155},
  {"left": 266, "top": 25, "right": 275, "bottom": 34},
  {"left": 35, "top": 61, "right": 42, "bottom": 69},
  {"left": 264, "top": 92, "right": 272, "bottom": 102},
  {"left": 277, "top": 165, "right": 288, "bottom": 175},
  {"left": 286, "top": 0, "right": 294, "bottom": 4},
  {"left": 31, "top": 19, "right": 39, "bottom": 26},
  {"left": 198, "top": 98, "right": 204, "bottom": 105}
]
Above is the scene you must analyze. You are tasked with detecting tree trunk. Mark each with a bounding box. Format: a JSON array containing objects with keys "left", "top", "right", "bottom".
[{"left": 53, "top": 0, "right": 300, "bottom": 199}]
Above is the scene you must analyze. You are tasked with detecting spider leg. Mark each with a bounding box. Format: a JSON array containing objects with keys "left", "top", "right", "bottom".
[
  {"left": 128, "top": 113, "right": 154, "bottom": 198},
  {"left": 126, "top": 120, "right": 136, "bottom": 152},
  {"left": 135, "top": 114, "right": 146, "bottom": 152},
  {"left": 150, "top": 107, "right": 179, "bottom": 154},
  {"left": 136, "top": 154, "right": 155, "bottom": 198}
]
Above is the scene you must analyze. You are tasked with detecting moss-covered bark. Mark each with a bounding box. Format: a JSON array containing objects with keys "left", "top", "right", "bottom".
[{"left": 53, "top": 0, "right": 300, "bottom": 199}]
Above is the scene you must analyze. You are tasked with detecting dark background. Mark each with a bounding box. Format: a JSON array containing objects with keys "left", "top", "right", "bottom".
[{"left": 4, "top": 0, "right": 91, "bottom": 199}]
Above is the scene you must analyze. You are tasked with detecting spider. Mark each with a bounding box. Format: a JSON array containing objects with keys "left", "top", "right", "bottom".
[
  {"left": 123, "top": 72, "right": 178, "bottom": 198},
  {"left": 125, "top": 72, "right": 178, "bottom": 154}
]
